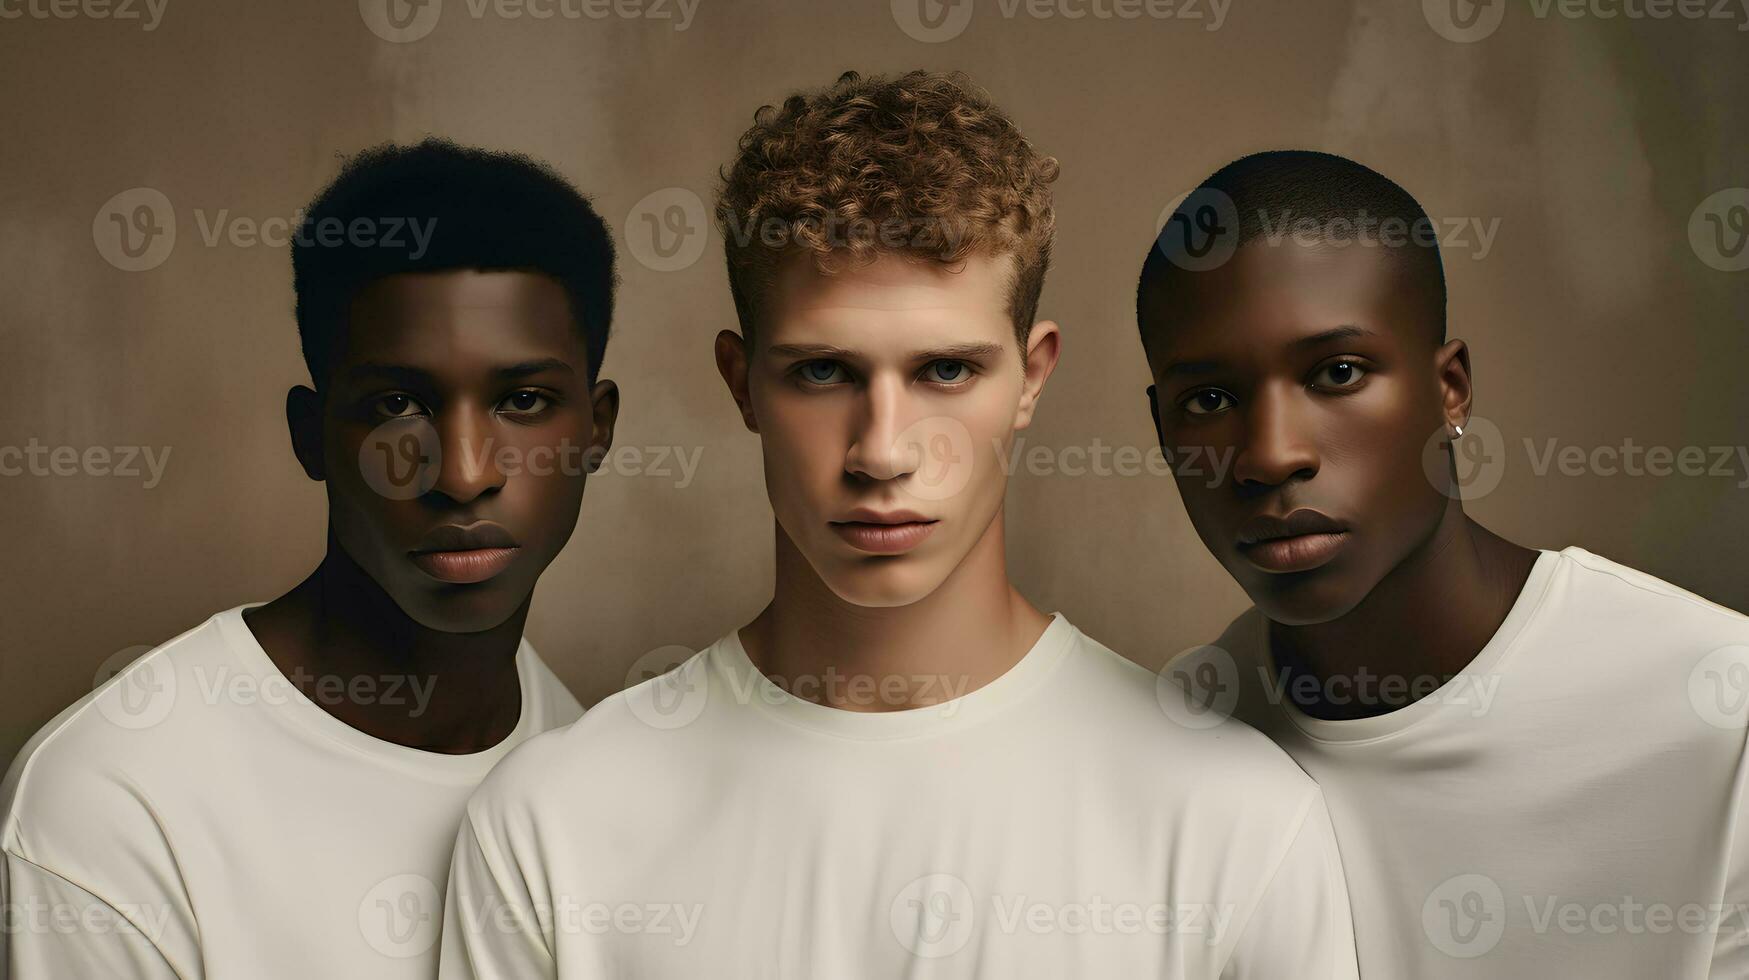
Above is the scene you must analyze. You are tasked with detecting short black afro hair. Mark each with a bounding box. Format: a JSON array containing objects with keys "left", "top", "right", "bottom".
[{"left": 293, "top": 138, "right": 617, "bottom": 387}]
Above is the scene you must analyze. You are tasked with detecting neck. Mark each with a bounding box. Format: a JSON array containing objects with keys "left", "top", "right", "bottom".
[
  {"left": 1266, "top": 502, "right": 1538, "bottom": 720},
  {"left": 741, "top": 505, "right": 1052, "bottom": 712},
  {"left": 241, "top": 535, "right": 527, "bottom": 753}
]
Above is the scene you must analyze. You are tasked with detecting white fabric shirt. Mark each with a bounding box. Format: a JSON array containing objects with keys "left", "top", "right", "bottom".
[
  {"left": 439, "top": 612, "right": 1359, "bottom": 979},
  {"left": 1, "top": 604, "right": 583, "bottom": 979},
  {"left": 1196, "top": 546, "right": 1749, "bottom": 977}
]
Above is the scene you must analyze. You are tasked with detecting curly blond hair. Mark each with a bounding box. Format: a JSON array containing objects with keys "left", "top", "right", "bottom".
[{"left": 716, "top": 70, "right": 1060, "bottom": 350}]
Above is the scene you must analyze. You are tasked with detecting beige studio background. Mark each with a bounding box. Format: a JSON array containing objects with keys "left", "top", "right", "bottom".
[{"left": 2, "top": 0, "right": 1747, "bottom": 766}]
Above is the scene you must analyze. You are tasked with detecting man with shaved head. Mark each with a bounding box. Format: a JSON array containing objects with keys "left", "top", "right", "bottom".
[{"left": 1140, "top": 149, "right": 1749, "bottom": 978}]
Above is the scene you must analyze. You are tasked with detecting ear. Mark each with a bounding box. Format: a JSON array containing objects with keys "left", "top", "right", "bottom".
[
  {"left": 1434, "top": 338, "right": 1473, "bottom": 433},
  {"left": 1012, "top": 320, "right": 1062, "bottom": 431},
  {"left": 583, "top": 378, "right": 621, "bottom": 474},
  {"left": 287, "top": 386, "right": 325, "bottom": 481},
  {"left": 714, "top": 329, "right": 758, "bottom": 433},
  {"left": 1146, "top": 384, "right": 1166, "bottom": 450}
]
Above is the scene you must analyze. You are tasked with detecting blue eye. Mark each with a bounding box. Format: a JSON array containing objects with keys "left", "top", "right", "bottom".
[
  {"left": 799, "top": 360, "right": 848, "bottom": 385},
  {"left": 924, "top": 360, "right": 971, "bottom": 385},
  {"left": 1182, "top": 389, "right": 1235, "bottom": 416}
]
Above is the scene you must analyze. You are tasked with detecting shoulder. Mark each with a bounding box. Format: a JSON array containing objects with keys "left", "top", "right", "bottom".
[
  {"left": 465, "top": 645, "right": 716, "bottom": 827},
  {"left": 1064, "top": 623, "right": 1329, "bottom": 903},
  {"left": 1553, "top": 546, "right": 1747, "bottom": 630},
  {"left": 1063, "top": 621, "right": 1320, "bottom": 808},
  {"left": 1539, "top": 547, "right": 1749, "bottom": 684},
  {"left": 2, "top": 608, "right": 237, "bottom": 867}
]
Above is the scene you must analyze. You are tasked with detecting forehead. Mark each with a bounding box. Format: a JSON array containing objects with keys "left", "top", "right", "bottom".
[
  {"left": 760, "top": 251, "right": 1014, "bottom": 351},
  {"left": 1143, "top": 240, "right": 1423, "bottom": 365},
  {"left": 341, "top": 269, "right": 583, "bottom": 368}
]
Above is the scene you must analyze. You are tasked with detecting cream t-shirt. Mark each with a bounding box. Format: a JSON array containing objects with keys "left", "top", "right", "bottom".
[
  {"left": 440, "top": 612, "right": 1359, "bottom": 978},
  {"left": 2, "top": 604, "right": 583, "bottom": 978},
  {"left": 1190, "top": 546, "right": 1749, "bottom": 977}
]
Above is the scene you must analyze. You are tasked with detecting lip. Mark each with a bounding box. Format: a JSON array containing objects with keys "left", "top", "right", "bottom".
[
  {"left": 830, "top": 510, "right": 938, "bottom": 556},
  {"left": 409, "top": 522, "right": 520, "bottom": 584},
  {"left": 1235, "top": 509, "right": 1350, "bottom": 574},
  {"left": 838, "top": 508, "right": 933, "bottom": 525},
  {"left": 410, "top": 548, "right": 521, "bottom": 584}
]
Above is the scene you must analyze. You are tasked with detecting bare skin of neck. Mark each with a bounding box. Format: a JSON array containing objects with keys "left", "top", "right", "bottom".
[
  {"left": 242, "top": 544, "right": 525, "bottom": 753},
  {"left": 739, "top": 505, "right": 1054, "bottom": 712},
  {"left": 1267, "top": 499, "right": 1539, "bottom": 720}
]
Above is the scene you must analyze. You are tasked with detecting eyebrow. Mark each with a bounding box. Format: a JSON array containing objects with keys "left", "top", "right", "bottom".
[
  {"left": 1158, "top": 325, "right": 1378, "bottom": 381},
  {"left": 1290, "top": 324, "right": 1375, "bottom": 350},
  {"left": 765, "top": 342, "right": 1006, "bottom": 361},
  {"left": 343, "top": 358, "right": 575, "bottom": 383},
  {"left": 344, "top": 362, "right": 432, "bottom": 384},
  {"left": 494, "top": 358, "right": 576, "bottom": 378}
]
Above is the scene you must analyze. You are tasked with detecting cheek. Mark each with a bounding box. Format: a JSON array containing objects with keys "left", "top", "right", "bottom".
[
  {"left": 1321, "top": 403, "right": 1443, "bottom": 525},
  {"left": 498, "top": 439, "right": 590, "bottom": 534},
  {"left": 899, "top": 389, "right": 1016, "bottom": 517},
  {"left": 759, "top": 402, "right": 848, "bottom": 508},
  {"left": 962, "top": 389, "right": 1019, "bottom": 446},
  {"left": 958, "top": 376, "right": 1025, "bottom": 456},
  {"left": 323, "top": 433, "right": 392, "bottom": 529},
  {"left": 323, "top": 481, "right": 409, "bottom": 581},
  {"left": 511, "top": 466, "right": 587, "bottom": 519}
]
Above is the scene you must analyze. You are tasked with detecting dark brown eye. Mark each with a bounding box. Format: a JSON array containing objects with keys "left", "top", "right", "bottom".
[
  {"left": 373, "top": 393, "right": 424, "bottom": 419},
  {"left": 501, "top": 391, "right": 550, "bottom": 415},
  {"left": 1313, "top": 361, "right": 1367, "bottom": 389},
  {"left": 1183, "top": 389, "right": 1235, "bottom": 416}
]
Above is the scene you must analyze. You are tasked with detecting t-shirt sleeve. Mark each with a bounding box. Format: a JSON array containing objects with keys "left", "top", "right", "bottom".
[
  {"left": 1222, "top": 789, "right": 1360, "bottom": 980},
  {"left": 439, "top": 807, "right": 557, "bottom": 980},
  {"left": 1710, "top": 725, "right": 1749, "bottom": 976},
  {"left": 1, "top": 850, "right": 184, "bottom": 980}
]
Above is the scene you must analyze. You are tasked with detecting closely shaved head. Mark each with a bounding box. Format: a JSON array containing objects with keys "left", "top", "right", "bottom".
[{"left": 1138, "top": 149, "right": 1446, "bottom": 359}]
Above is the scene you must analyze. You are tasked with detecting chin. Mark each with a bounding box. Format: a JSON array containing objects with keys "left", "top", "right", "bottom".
[
  {"left": 816, "top": 557, "right": 945, "bottom": 609},
  {"left": 394, "top": 585, "right": 524, "bottom": 635},
  {"left": 1242, "top": 570, "right": 1369, "bottom": 627}
]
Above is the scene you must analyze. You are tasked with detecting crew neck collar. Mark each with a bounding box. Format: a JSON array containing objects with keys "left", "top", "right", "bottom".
[
  {"left": 1262, "top": 548, "right": 1564, "bottom": 745},
  {"left": 215, "top": 603, "right": 539, "bottom": 780},
  {"left": 710, "top": 612, "right": 1076, "bottom": 741}
]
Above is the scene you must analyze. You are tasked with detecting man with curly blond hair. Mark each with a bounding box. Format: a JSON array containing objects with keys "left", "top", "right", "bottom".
[{"left": 440, "top": 71, "right": 1359, "bottom": 979}]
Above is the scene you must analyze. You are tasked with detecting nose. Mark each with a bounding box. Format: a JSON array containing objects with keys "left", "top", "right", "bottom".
[
  {"left": 1230, "top": 381, "right": 1320, "bottom": 490},
  {"left": 843, "top": 372, "right": 918, "bottom": 483},
  {"left": 429, "top": 406, "right": 506, "bottom": 504}
]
